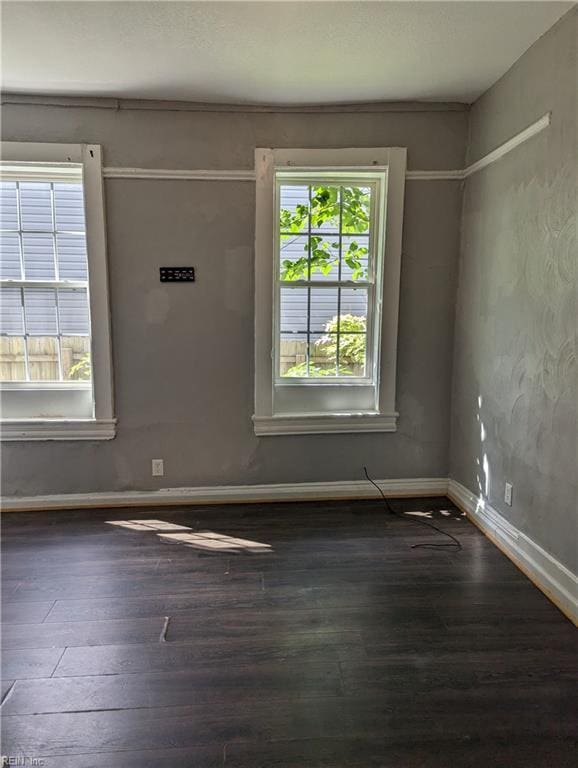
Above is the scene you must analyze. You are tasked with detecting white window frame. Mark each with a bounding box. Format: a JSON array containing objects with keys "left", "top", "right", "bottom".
[
  {"left": 253, "top": 147, "right": 406, "bottom": 436},
  {"left": 0, "top": 142, "right": 115, "bottom": 440}
]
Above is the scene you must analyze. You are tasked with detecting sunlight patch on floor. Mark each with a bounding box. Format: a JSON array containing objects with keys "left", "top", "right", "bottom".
[
  {"left": 405, "top": 510, "right": 433, "bottom": 518},
  {"left": 107, "top": 519, "right": 192, "bottom": 532},
  {"left": 106, "top": 519, "right": 272, "bottom": 554},
  {"left": 158, "top": 531, "right": 272, "bottom": 553}
]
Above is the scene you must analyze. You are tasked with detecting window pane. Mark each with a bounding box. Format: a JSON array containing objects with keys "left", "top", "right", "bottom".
[
  {"left": 310, "top": 287, "right": 338, "bottom": 333},
  {"left": 0, "top": 287, "right": 25, "bottom": 335},
  {"left": 0, "top": 336, "right": 26, "bottom": 381},
  {"left": 61, "top": 335, "right": 91, "bottom": 380},
  {"left": 338, "top": 289, "right": 367, "bottom": 376},
  {"left": 310, "top": 185, "right": 340, "bottom": 233},
  {"left": 338, "top": 334, "right": 367, "bottom": 376},
  {"left": 27, "top": 336, "right": 59, "bottom": 380},
  {"left": 309, "top": 236, "right": 339, "bottom": 281},
  {"left": 279, "top": 333, "right": 307, "bottom": 378},
  {"left": 54, "top": 183, "right": 86, "bottom": 232},
  {"left": 58, "top": 288, "right": 90, "bottom": 336},
  {"left": 19, "top": 182, "right": 53, "bottom": 231},
  {"left": 0, "top": 182, "right": 18, "bottom": 230},
  {"left": 279, "top": 234, "right": 308, "bottom": 281},
  {"left": 310, "top": 332, "right": 337, "bottom": 376},
  {"left": 57, "top": 234, "right": 88, "bottom": 280},
  {"left": 341, "top": 235, "right": 370, "bottom": 281},
  {"left": 23, "top": 288, "right": 58, "bottom": 335},
  {"left": 280, "top": 287, "right": 308, "bottom": 334},
  {"left": 279, "top": 185, "right": 308, "bottom": 234},
  {"left": 22, "top": 232, "right": 56, "bottom": 280},
  {"left": 340, "top": 287, "right": 368, "bottom": 321},
  {"left": 341, "top": 186, "right": 371, "bottom": 234},
  {"left": 0, "top": 233, "right": 22, "bottom": 279}
]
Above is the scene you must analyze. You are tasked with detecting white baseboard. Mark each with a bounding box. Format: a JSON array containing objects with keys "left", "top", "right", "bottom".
[
  {"left": 448, "top": 479, "right": 578, "bottom": 625},
  {"left": 0, "top": 476, "right": 448, "bottom": 512}
]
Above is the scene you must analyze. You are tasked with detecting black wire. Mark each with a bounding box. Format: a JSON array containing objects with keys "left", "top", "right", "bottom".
[{"left": 363, "top": 467, "right": 462, "bottom": 551}]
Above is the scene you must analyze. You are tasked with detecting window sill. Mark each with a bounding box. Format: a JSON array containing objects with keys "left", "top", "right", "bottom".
[
  {"left": 0, "top": 382, "right": 92, "bottom": 391},
  {"left": 252, "top": 412, "right": 398, "bottom": 436},
  {"left": 0, "top": 418, "right": 117, "bottom": 441}
]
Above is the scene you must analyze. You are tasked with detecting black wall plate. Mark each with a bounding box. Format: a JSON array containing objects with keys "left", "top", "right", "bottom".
[{"left": 160, "top": 267, "right": 195, "bottom": 282}]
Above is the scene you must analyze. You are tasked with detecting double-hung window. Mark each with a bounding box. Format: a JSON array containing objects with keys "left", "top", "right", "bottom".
[
  {"left": 0, "top": 142, "right": 115, "bottom": 440},
  {"left": 253, "top": 148, "right": 406, "bottom": 435}
]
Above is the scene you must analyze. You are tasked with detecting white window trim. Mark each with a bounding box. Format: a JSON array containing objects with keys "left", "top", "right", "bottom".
[
  {"left": 0, "top": 141, "right": 116, "bottom": 441},
  {"left": 253, "top": 147, "right": 406, "bottom": 436}
]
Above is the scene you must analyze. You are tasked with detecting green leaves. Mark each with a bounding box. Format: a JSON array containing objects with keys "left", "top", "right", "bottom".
[
  {"left": 279, "top": 185, "right": 370, "bottom": 281},
  {"left": 341, "top": 186, "right": 370, "bottom": 233},
  {"left": 279, "top": 203, "right": 309, "bottom": 234},
  {"left": 283, "top": 361, "right": 344, "bottom": 377},
  {"left": 68, "top": 352, "right": 91, "bottom": 380}
]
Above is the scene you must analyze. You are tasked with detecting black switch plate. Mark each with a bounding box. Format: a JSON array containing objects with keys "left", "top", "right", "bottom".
[{"left": 160, "top": 267, "right": 195, "bottom": 282}]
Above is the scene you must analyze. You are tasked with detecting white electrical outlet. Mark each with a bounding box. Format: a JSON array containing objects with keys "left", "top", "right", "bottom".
[
  {"left": 504, "top": 482, "right": 513, "bottom": 506},
  {"left": 152, "top": 459, "right": 164, "bottom": 477}
]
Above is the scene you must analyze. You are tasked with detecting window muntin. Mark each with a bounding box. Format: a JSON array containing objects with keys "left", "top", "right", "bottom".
[
  {"left": 275, "top": 174, "right": 382, "bottom": 384},
  {"left": 0, "top": 174, "right": 92, "bottom": 386}
]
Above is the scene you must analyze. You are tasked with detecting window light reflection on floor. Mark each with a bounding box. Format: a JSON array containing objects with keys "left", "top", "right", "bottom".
[
  {"left": 404, "top": 509, "right": 465, "bottom": 519},
  {"left": 106, "top": 519, "right": 272, "bottom": 554},
  {"left": 107, "top": 519, "right": 192, "bottom": 532},
  {"left": 159, "top": 531, "right": 272, "bottom": 553}
]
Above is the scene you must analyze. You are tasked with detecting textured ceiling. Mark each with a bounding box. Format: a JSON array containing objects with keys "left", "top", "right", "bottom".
[{"left": 1, "top": 1, "right": 573, "bottom": 105}]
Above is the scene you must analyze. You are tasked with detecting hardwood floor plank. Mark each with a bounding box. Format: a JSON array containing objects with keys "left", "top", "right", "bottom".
[
  {"left": 3, "top": 688, "right": 576, "bottom": 757},
  {"left": 3, "top": 663, "right": 342, "bottom": 715},
  {"left": 1, "top": 680, "right": 15, "bottom": 703},
  {"left": 223, "top": 736, "right": 578, "bottom": 768},
  {"left": 2, "top": 616, "right": 166, "bottom": 650},
  {"left": 166, "top": 605, "right": 446, "bottom": 642},
  {"left": 2, "top": 648, "right": 65, "bottom": 680},
  {"left": 363, "top": 622, "right": 578, "bottom": 655},
  {"left": 340, "top": 653, "right": 578, "bottom": 695},
  {"left": 54, "top": 633, "right": 365, "bottom": 677},
  {"left": 35, "top": 746, "right": 222, "bottom": 767},
  {"left": 2, "top": 571, "right": 262, "bottom": 603},
  {"left": 1, "top": 601, "right": 55, "bottom": 625},
  {"left": 44, "top": 591, "right": 268, "bottom": 623}
]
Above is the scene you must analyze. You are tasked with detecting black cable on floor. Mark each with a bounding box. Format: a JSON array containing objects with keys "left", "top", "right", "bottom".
[{"left": 363, "top": 467, "right": 462, "bottom": 551}]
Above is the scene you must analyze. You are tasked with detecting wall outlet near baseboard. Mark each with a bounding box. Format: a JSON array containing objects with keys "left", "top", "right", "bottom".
[
  {"left": 152, "top": 459, "right": 164, "bottom": 477},
  {"left": 504, "top": 482, "right": 513, "bottom": 506}
]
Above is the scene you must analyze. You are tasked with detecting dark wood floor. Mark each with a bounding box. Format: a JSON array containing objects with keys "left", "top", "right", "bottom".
[{"left": 1, "top": 497, "right": 577, "bottom": 767}]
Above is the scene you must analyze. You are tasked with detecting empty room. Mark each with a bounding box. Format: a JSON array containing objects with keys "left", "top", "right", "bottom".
[{"left": 0, "top": 1, "right": 576, "bottom": 765}]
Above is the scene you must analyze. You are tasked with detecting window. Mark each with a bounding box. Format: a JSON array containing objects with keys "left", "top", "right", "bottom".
[
  {"left": 0, "top": 143, "right": 115, "bottom": 440},
  {"left": 253, "top": 148, "right": 406, "bottom": 435},
  {"left": 277, "top": 177, "right": 377, "bottom": 382}
]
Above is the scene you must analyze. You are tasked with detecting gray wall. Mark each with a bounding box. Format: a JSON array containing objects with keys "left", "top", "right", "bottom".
[
  {"left": 450, "top": 9, "right": 577, "bottom": 570},
  {"left": 1, "top": 102, "right": 466, "bottom": 495}
]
